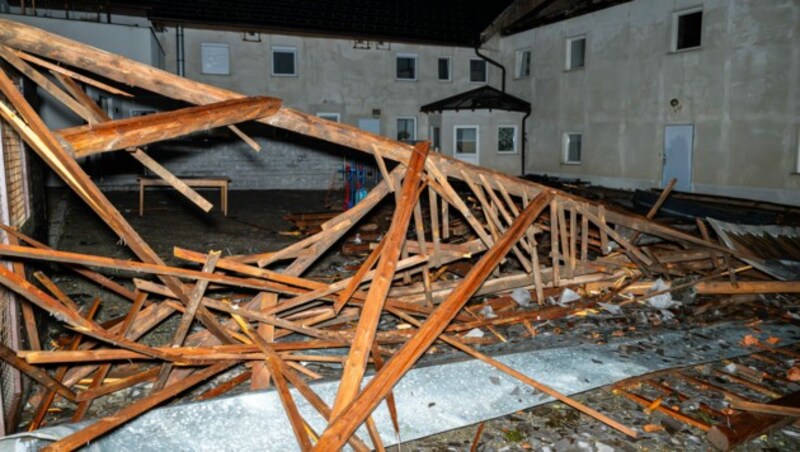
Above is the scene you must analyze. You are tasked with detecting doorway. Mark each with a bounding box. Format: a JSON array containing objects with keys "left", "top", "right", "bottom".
[{"left": 662, "top": 124, "right": 694, "bottom": 191}]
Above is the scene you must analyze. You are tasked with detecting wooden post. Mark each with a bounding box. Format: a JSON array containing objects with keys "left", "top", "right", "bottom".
[{"left": 330, "top": 142, "right": 429, "bottom": 418}]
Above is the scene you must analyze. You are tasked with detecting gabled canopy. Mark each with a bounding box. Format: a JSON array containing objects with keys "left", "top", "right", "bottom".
[{"left": 420, "top": 86, "right": 531, "bottom": 114}]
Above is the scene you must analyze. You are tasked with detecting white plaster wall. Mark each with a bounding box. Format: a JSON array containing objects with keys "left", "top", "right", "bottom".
[
  {"left": 161, "top": 28, "right": 501, "bottom": 142},
  {"left": 439, "top": 109, "right": 527, "bottom": 175},
  {"left": 501, "top": 0, "right": 800, "bottom": 205}
]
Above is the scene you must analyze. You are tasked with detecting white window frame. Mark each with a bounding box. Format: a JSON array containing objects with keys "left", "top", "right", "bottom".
[
  {"left": 454, "top": 125, "right": 480, "bottom": 157},
  {"left": 200, "top": 42, "right": 230, "bottom": 75},
  {"left": 497, "top": 125, "right": 518, "bottom": 154},
  {"left": 437, "top": 56, "right": 452, "bottom": 82},
  {"left": 316, "top": 112, "right": 340, "bottom": 122},
  {"left": 396, "top": 117, "right": 417, "bottom": 141},
  {"left": 396, "top": 53, "right": 418, "bottom": 81},
  {"left": 671, "top": 7, "right": 703, "bottom": 52},
  {"left": 796, "top": 124, "right": 800, "bottom": 173},
  {"left": 563, "top": 132, "right": 583, "bottom": 164},
  {"left": 469, "top": 58, "right": 488, "bottom": 84},
  {"left": 515, "top": 49, "right": 532, "bottom": 79},
  {"left": 565, "top": 35, "right": 586, "bottom": 70},
  {"left": 271, "top": 46, "right": 297, "bottom": 77}
]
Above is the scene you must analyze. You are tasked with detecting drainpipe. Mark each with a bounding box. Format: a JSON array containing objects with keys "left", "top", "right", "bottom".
[
  {"left": 176, "top": 25, "right": 185, "bottom": 77},
  {"left": 474, "top": 47, "right": 506, "bottom": 92},
  {"left": 521, "top": 110, "right": 530, "bottom": 177}
]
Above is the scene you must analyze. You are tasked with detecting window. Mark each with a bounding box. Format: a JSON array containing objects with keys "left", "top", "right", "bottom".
[
  {"left": 515, "top": 49, "right": 531, "bottom": 78},
  {"left": 437, "top": 57, "right": 451, "bottom": 81},
  {"left": 455, "top": 126, "right": 479, "bottom": 154},
  {"left": 497, "top": 126, "right": 517, "bottom": 153},
  {"left": 316, "top": 113, "right": 340, "bottom": 122},
  {"left": 672, "top": 8, "right": 703, "bottom": 51},
  {"left": 566, "top": 36, "right": 586, "bottom": 70},
  {"left": 396, "top": 54, "right": 417, "bottom": 80},
  {"left": 271, "top": 46, "right": 297, "bottom": 76},
  {"left": 200, "top": 43, "right": 230, "bottom": 75},
  {"left": 397, "top": 117, "right": 417, "bottom": 141},
  {"left": 563, "top": 133, "right": 582, "bottom": 164},
  {"left": 431, "top": 126, "right": 441, "bottom": 150},
  {"left": 469, "top": 59, "right": 487, "bottom": 83}
]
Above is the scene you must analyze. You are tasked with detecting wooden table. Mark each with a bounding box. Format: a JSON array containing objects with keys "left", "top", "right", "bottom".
[{"left": 138, "top": 177, "right": 230, "bottom": 216}]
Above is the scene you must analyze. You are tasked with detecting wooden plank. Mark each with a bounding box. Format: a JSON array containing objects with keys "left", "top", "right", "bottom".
[
  {"left": 43, "top": 361, "right": 237, "bottom": 452},
  {"left": 334, "top": 238, "right": 385, "bottom": 312},
  {"left": 314, "top": 190, "right": 553, "bottom": 450},
  {"left": 330, "top": 141, "right": 429, "bottom": 418},
  {"left": 629, "top": 178, "right": 676, "bottom": 244},
  {"left": 28, "top": 297, "right": 100, "bottom": 430},
  {"left": 580, "top": 213, "right": 589, "bottom": 263},
  {"left": 5, "top": 233, "right": 41, "bottom": 351},
  {"left": 427, "top": 187, "right": 442, "bottom": 266},
  {"left": 695, "top": 281, "right": 800, "bottom": 294},
  {"left": 231, "top": 314, "right": 312, "bottom": 450},
  {"left": 55, "top": 96, "right": 281, "bottom": 155},
  {"left": 14, "top": 49, "right": 133, "bottom": 97},
  {"left": 708, "top": 390, "right": 800, "bottom": 450},
  {"left": 0, "top": 224, "right": 136, "bottom": 301},
  {"left": 0, "top": 342, "right": 76, "bottom": 402},
  {"left": 154, "top": 251, "right": 222, "bottom": 390},
  {"left": 53, "top": 67, "right": 213, "bottom": 213},
  {"left": 72, "top": 291, "right": 148, "bottom": 421},
  {"left": 251, "top": 292, "right": 278, "bottom": 390},
  {"left": 728, "top": 399, "right": 800, "bottom": 418},
  {"left": 0, "top": 45, "right": 96, "bottom": 123},
  {"left": 371, "top": 144, "right": 395, "bottom": 192},
  {"left": 227, "top": 124, "right": 262, "bottom": 152},
  {"left": 577, "top": 206, "right": 653, "bottom": 266},
  {"left": 462, "top": 170, "right": 529, "bottom": 272},
  {"left": 0, "top": 67, "right": 235, "bottom": 345},
  {"left": 549, "top": 199, "right": 560, "bottom": 285}
]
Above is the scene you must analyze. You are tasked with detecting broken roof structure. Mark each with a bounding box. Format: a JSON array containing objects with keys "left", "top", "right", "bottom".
[{"left": 0, "top": 17, "right": 797, "bottom": 451}]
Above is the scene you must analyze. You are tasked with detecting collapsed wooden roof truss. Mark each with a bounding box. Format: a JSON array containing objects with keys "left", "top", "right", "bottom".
[{"left": 0, "top": 18, "right": 777, "bottom": 451}]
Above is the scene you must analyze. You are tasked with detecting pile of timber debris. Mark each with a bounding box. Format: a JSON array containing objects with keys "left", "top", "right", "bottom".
[{"left": 0, "top": 19, "right": 797, "bottom": 451}]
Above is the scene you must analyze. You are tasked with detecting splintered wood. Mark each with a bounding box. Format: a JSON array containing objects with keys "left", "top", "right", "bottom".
[{"left": 0, "top": 18, "right": 796, "bottom": 451}]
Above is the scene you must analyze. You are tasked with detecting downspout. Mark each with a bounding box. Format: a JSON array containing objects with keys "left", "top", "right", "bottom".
[
  {"left": 474, "top": 47, "right": 505, "bottom": 92},
  {"left": 176, "top": 25, "right": 185, "bottom": 77},
  {"left": 521, "top": 110, "right": 530, "bottom": 177}
]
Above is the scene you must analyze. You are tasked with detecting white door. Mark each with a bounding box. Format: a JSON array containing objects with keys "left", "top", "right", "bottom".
[
  {"left": 662, "top": 125, "right": 694, "bottom": 191},
  {"left": 357, "top": 118, "right": 381, "bottom": 135},
  {"left": 454, "top": 126, "right": 479, "bottom": 165}
]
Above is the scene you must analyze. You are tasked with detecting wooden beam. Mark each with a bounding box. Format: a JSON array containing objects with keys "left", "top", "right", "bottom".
[
  {"left": 0, "top": 67, "right": 235, "bottom": 345},
  {"left": 695, "top": 281, "right": 800, "bottom": 294},
  {"left": 0, "top": 45, "right": 96, "bottom": 123},
  {"left": 330, "top": 141, "right": 429, "bottom": 418},
  {"left": 43, "top": 361, "right": 237, "bottom": 452},
  {"left": 314, "top": 190, "right": 553, "bottom": 450},
  {"left": 13, "top": 49, "right": 133, "bottom": 97},
  {"left": 54, "top": 97, "right": 280, "bottom": 156},
  {"left": 52, "top": 73, "right": 214, "bottom": 213},
  {"left": 708, "top": 390, "right": 800, "bottom": 450}
]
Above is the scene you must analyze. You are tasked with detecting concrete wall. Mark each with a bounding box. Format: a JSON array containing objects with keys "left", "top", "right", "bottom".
[{"left": 501, "top": 0, "right": 800, "bottom": 205}]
